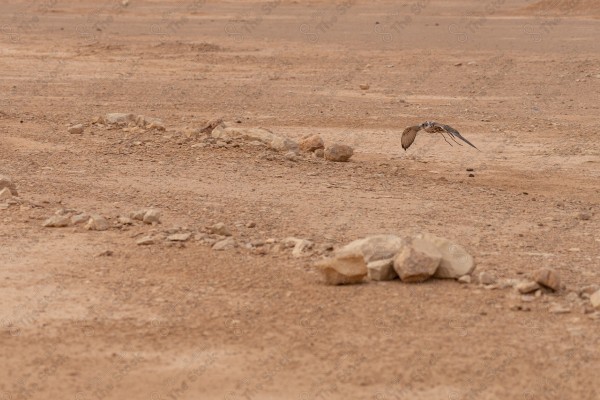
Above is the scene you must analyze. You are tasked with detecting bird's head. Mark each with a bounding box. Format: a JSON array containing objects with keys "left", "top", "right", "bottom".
[{"left": 420, "top": 121, "right": 434, "bottom": 129}]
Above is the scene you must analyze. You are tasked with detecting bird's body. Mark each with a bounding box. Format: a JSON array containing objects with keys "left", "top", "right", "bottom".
[{"left": 401, "top": 121, "right": 479, "bottom": 151}]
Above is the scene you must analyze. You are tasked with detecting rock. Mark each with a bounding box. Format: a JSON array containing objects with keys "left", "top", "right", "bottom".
[
  {"left": 457, "top": 275, "right": 471, "bottom": 284},
  {"left": 533, "top": 267, "right": 561, "bottom": 291},
  {"left": 209, "top": 222, "right": 231, "bottom": 236},
  {"left": 246, "top": 222, "right": 256, "bottom": 228},
  {"left": 200, "top": 117, "right": 224, "bottom": 134},
  {"left": 147, "top": 119, "right": 166, "bottom": 131},
  {"left": 590, "top": 290, "right": 600, "bottom": 310},
  {"left": 314, "top": 149, "right": 325, "bottom": 158},
  {"left": 212, "top": 237, "right": 236, "bottom": 251},
  {"left": 85, "top": 214, "right": 110, "bottom": 231},
  {"left": 299, "top": 134, "right": 325, "bottom": 152},
  {"left": 393, "top": 238, "right": 441, "bottom": 283},
  {"left": 549, "top": 304, "right": 571, "bottom": 314},
  {"left": 68, "top": 124, "right": 84, "bottom": 134},
  {"left": 104, "top": 113, "right": 135, "bottom": 125},
  {"left": 167, "top": 233, "right": 192, "bottom": 242},
  {"left": 577, "top": 212, "right": 592, "bottom": 221},
  {"left": 136, "top": 236, "right": 155, "bottom": 245},
  {"left": 42, "top": 214, "right": 71, "bottom": 228},
  {"left": 292, "top": 239, "right": 313, "bottom": 257},
  {"left": 71, "top": 213, "right": 90, "bottom": 225},
  {"left": 580, "top": 285, "right": 600, "bottom": 299},
  {"left": 336, "top": 234, "right": 404, "bottom": 263},
  {"left": 415, "top": 233, "right": 475, "bottom": 278},
  {"left": 117, "top": 216, "right": 134, "bottom": 225},
  {"left": 315, "top": 254, "right": 367, "bottom": 285},
  {"left": 211, "top": 124, "right": 298, "bottom": 152},
  {"left": 516, "top": 281, "right": 541, "bottom": 294},
  {"left": 130, "top": 209, "right": 147, "bottom": 221},
  {"left": 478, "top": 272, "right": 497, "bottom": 285},
  {"left": 359, "top": 84, "right": 370, "bottom": 90},
  {"left": 0, "top": 175, "right": 18, "bottom": 196},
  {"left": 367, "top": 258, "right": 397, "bottom": 281},
  {"left": 0, "top": 187, "right": 12, "bottom": 201},
  {"left": 284, "top": 151, "right": 298, "bottom": 162},
  {"left": 324, "top": 144, "right": 353, "bottom": 162},
  {"left": 143, "top": 209, "right": 162, "bottom": 224}
]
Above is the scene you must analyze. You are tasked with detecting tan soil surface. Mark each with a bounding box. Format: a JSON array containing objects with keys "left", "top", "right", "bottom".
[{"left": 1, "top": 1, "right": 599, "bottom": 399}]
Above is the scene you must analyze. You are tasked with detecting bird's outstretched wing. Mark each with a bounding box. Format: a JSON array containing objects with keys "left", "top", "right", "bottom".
[
  {"left": 401, "top": 125, "right": 421, "bottom": 150},
  {"left": 431, "top": 122, "right": 479, "bottom": 150}
]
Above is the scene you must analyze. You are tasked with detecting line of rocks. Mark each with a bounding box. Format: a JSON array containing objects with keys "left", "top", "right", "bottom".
[
  {"left": 314, "top": 233, "right": 600, "bottom": 317},
  {"left": 43, "top": 207, "right": 163, "bottom": 231}
]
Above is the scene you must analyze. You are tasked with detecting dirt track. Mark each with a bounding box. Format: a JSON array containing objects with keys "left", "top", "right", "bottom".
[{"left": 1, "top": 1, "right": 599, "bottom": 399}]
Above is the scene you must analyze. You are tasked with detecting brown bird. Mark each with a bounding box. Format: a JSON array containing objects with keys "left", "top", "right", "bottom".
[{"left": 401, "top": 121, "right": 479, "bottom": 151}]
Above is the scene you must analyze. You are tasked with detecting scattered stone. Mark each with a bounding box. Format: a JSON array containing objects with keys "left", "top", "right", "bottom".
[
  {"left": 533, "top": 267, "right": 561, "bottom": 291},
  {"left": 590, "top": 290, "right": 600, "bottom": 310},
  {"left": 136, "top": 236, "right": 155, "bottom": 245},
  {"left": 478, "top": 271, "right": 497, "bottom": 285},
  {"left": 130, "top": 209, "right": 147, "bottom": 221},
  {"left": 85, "top": 214, "right": 110, "bottom": 231},
  {"left": 336, "top": 234, "right": 404, "bottom": 263},
  {"left": 509, "top": 303, "right": 531, "bottom": 312},
  {"left": 143, "top": 209, "right": 162, "bottom": 224},
  {"left": 0, "top": 187, "right": 12, "bottom": 201},
  {"left": 211, "top": 124, "right": 298, "bottom": 152},
  {"left": 415, "top": 233, "right": 475, "bottom": 278},
  {"left": 359, "top": 84, "right": 370, "bottom": 90},
  {"left": 42, "top": 214, "right": 71, "bottom": 228},
  {"left": 367, "top": 258, "right": 397, "bottom": 281},
  {"left": 579, "top": 285, "right": 599, "bottom": 299},
  {"left": 314, "top": 149, "right": 325, "bottom": 158},
  {"left": 457, "top": 275, "right": 471, "bottom": 284},
  {"left": 393, "top": 238, "right": 441, "bottom": 283},
  {"left": 71, "top": 213, "right": 90, "bottom": 225},
  {"left": 466, "top": 168, "right": 474, "bottom": 171},
  {"left": 468, "top": 173, "right": 475, "bottom": 178},
  {"left": 96, "top": 250, "right": 113, "bottom": 257},
  {"left": 324, "top": 144, "right": 354, "bottom": 162},
  {"left": 516, "top": 281, "right": 541, "bottom": 294},
  {"left": 209, "top": 222, "right": 231, "bottom": 236},
  {"left": 315, "top": 254, "right": 367, "bottom": 285},
  {"left": 299, "top": 134, "right": 325, "bottom": 152},
  {"left": 117, "top": 216, "right": 134, "bottom": 225},
  {"left": 246, "top": 222, "right": 256, "bottom": 228},
  {"left": 68, "top": 124, "right": 84, "bottom": 134},
  {"left": 0, "top": 175, "right": 18, "bottom": 196},
  {"left": 212, "top": 237, "right": 236, "bottom": 251},
  {"left": 167, "top": 232, "right": 192, "bottom": 242}
]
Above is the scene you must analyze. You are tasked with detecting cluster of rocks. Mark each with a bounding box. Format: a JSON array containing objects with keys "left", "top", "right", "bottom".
[
  {"left": 90, "top": 113, "right": 166, "bottom": 132},
  {"left": 201, "top": 119, "right": 354, "bottom": 162},
  {"left": 42, "top": 207, "right": 162, "bottom": 231},
  {"left": 0, "top": 175, "right": 20, "bottom": 210},
  {"left": 314, "top": 233, "right": 600, "bottom": 315}
]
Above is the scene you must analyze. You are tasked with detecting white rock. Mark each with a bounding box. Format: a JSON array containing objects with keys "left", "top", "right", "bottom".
[
  {"left": 130, "top": 209, "right": 147, "bottom": 221},
  {"left": 590, "top": 290, "right": 600, "bottom": 310},
  {"left": 117, "top": 216, "right": 134, "bottom": 225},
  {"left": 291, "top": 239, "right": 313, "bottom": 257},
  {"left": 71, "top": 213, "right": 90, "bottom": 225},
  {"left": 367, "top": 258, "right": 397, "bottom": 281},
  {"left": 0, "top": 175, "right": 18, "bottom": 196},
  {"left": 143, "top": 209, "right": 162, "bottom": 224},
  {"left": 210, "top": 222, "right": 231, "bottom": 236},
  {"left": 85, "top": 214, "right": 110, "bottom": 231},
  {"left": 104, "top": 113, "right": 135, "bottom": 125},
  {"left": 516, "top": 281, "right": 541, "bottom": 294},
  {"left": 42, "top": 215, "right": 71, "bottom": 228},
  {"left": 68, "top": 124, "right": 84, "bottom": 134},
  {"left": 457, "top": 275, "right": 471, "bottom": 284},
  {"left": 211, "top": 124, "right": 298, "bottom": 152},
  {"left": 167, "top": 233, "right": 192, "bottom": 242},
  {"left": 415, "top": 233, "right": 475, "bottom": 278},
  {"left": 336, "top": 234, "right": 404, "bottom": 263},
  {"left": 136, "top": 236, "right": 155, "bottom": 245},
  {"left": 393, "top": 238, "right": 441, "bottom": 283},
  {"left": 212, "top": 237, "right": 236, "bottom": 251},
  {"left": 315, "top": 254, "right": 367, "bottom": 285},
  {"left": 0, "top": 187, "right": 12, "bottom": 201}
]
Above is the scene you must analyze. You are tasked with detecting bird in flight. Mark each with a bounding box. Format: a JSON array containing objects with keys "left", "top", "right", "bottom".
[{"left": 401, "top": 121, "right": 479, "bottom": 151}]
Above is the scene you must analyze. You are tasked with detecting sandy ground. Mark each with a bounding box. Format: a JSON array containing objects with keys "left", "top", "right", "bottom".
[{"left": 1, "top": 0, "right": 600, "bottom": 399}]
